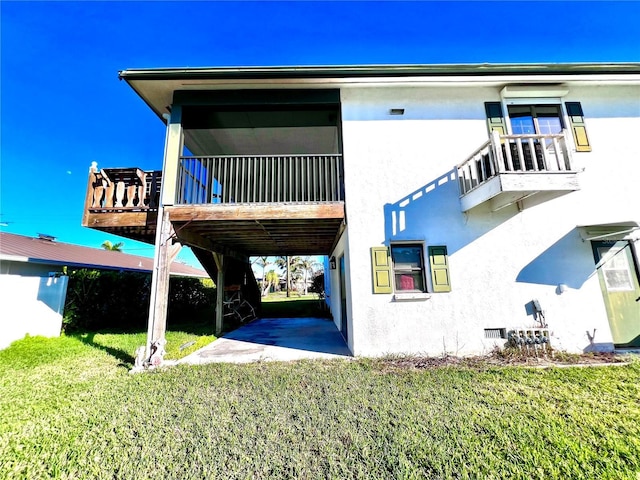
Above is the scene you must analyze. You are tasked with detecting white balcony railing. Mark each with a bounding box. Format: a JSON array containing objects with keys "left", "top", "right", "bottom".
[
  {"left": 177, "top": 154, "right": 344, "bottom": 205},
  {"left": 458, "top": 130, "right": 575, "bottom": 196}
]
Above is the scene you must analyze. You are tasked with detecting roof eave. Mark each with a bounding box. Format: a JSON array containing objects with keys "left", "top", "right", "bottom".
[{"left": 118, "top": 62, "right": 640, "bottom": 82}]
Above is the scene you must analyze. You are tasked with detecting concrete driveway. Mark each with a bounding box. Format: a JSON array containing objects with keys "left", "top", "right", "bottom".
[{"left": 179, "top": 317, "right": 352, "bottom": 365}]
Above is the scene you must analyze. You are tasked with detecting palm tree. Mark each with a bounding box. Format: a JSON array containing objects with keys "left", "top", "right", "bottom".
[
  {"left": 253, "top": 256, "right": 271, "bottom": 296},
  {"left": 262, "top": 270, "right": 279, "bottom": 296},
  {"left": 294, "top": 256, "right": 321, "bottom": 295},
  {"left": 276, "top": 255, "right": 299, "bottom": 297},
  {"left": 101, "top": 240, "right": 124, "bottom": 252}
]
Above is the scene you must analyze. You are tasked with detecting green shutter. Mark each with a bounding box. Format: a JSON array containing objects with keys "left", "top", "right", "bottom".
[
  {"left": 565, "top": 102, "right": 591, "bottom": 152},
  {"left": 484, "top": 102, "right": 508, "bottom": 135},
  {"left": 371, "top": 246, "right": 392, "bottom": 294},
  {"left": 429, "top": 246, "right": 451, "bottom": 293}
]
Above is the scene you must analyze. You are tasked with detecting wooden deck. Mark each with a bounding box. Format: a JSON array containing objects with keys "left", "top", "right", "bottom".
[{"left": 82, "top": 164, "right": 346, "bottom": 255}]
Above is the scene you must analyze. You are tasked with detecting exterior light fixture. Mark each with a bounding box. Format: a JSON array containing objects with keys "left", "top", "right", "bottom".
[
  {"left": 329, "top": 256, "right": 337, "bottom": 269},
  {"left": 389, "top": 108, "right": 405, "bottom": 115}
]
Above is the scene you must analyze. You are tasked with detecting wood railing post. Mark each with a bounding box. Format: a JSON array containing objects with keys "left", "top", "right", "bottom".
[
  {"left": 515, "top": 138, "right": 525, "bottom": 171},
  {"left": 491, "top": 130, "right": 505, "bottom": 173},
  {"left": 82, "top": 162, "right": 99, "bottom": 226},
  {"left": 561, "top": 129, "right": 574, "bottom": 170},
  {"left": 551, "top": 136, "right": 561, "bottom": 170}
]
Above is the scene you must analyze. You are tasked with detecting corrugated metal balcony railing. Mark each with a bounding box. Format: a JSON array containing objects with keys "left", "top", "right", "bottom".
[{"left": 177, "top": 154, "right": 344, "bottom": 205}]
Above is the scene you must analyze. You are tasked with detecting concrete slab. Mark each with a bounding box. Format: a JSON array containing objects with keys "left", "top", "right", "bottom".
[{"left": 179, "top": 317, "right": 352, "bottom": 365}]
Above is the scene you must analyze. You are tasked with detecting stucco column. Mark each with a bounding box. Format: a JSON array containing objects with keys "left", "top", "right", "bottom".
[{"left": 160, "top": 106, "right": 183, "bottom": 206}]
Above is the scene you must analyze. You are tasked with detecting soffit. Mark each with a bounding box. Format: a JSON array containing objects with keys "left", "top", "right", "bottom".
[{"left": 121, "top": 63, "right": 640, "bottom": 121}]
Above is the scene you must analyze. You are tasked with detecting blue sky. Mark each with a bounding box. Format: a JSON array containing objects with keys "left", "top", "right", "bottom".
[{"left": 2, "top": 1, "right": 639, "bottom": 268}]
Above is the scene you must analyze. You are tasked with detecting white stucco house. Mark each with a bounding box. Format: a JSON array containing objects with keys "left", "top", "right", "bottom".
[
  {"left": 0, "top": 232, "right": 206, "bottom": 349},
  {"left": 82, "top": 63, "right": 640, "bottom": 358}
]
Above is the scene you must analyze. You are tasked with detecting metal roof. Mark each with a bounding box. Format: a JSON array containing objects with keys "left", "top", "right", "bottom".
[
  {"left": 0, "top": 232, "right": 208, "bottom": 278},
  {"left": 119, "top": 62, "right": 640, "bottom": 81}
]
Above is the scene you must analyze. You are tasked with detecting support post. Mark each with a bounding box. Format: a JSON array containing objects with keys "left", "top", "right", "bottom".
[
  {"left": 145, "top": 208, "right": 172, "bottom": 360},
  {"left": 213, "top": 253, "right": 224, "bottom": 336},
  {"left": 160, "top": 106, "right": 183, "bottom": 206}
]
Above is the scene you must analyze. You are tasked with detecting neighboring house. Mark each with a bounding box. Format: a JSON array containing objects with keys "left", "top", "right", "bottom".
[
  {"left": 0, "top": 232, "right": 207, "bottom": 349},
  {"left": 82, "top": 63, "right": 640, "bottom": 357}
]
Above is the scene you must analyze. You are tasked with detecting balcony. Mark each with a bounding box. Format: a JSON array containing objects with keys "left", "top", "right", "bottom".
[
  {"left": 177, "top": 154, "right": 343, "bottom": 205},
  {"left": 82, "top": 165, "right": 162, "bottom": 243},
  {"left": 82, "top": 155, "right": 345, "bottom": 256},
  {"left": 457, "top": 131, "right": 580, "bottom": 212}
]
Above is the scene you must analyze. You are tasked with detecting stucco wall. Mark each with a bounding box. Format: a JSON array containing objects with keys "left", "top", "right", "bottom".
[
  {"left": 336, "top": 83, "right": 639, "bottom": 356},
  {"left": 0, "top": 261, "right": 68, "bottom": 349},
  {"left": 328, "top": 229, "right": 352, "bottom": 352}
]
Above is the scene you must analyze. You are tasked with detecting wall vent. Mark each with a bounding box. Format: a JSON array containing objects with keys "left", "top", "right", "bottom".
[{"left": 484, "top": 328, "right": 507, "bottom": 339}]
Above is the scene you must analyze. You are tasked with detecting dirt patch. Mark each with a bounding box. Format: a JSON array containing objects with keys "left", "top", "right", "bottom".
[{"left": 378, "top": 350, "right": 631, "bottom": 371}]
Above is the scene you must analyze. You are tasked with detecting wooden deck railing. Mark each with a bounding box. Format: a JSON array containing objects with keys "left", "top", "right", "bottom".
[
  {"left": 85, "top": 163, "right": 162, "bottom": 211},
  {"left": 177, "top": 154, "right": 344, "bottom": 205},
  {"left": 457, "top": 130, "right": 574, "bottom": 195}
]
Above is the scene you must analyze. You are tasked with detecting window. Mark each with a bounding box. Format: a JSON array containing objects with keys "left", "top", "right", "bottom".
[
  {"left": 484, "top": 101, "right": 592, "bottom": 164},
  {"left": 391, "top": 244, "right": 426, "bottom": 292},
  {"left": 507, "top": 104, "right": 563, "bottom": 135},
  {"left": 506, "top": 104, "right": 564, "bottom": 171},
  {"left": 371, "top": 245, "right": 451, "bottom": 294},
  {"left": 598, "top": 245, "right": 635, "bottom": 292}
]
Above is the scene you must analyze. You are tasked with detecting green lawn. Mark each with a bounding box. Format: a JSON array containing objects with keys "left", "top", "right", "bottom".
[
  {"left": 1, "top": 334, "right": 639, "bottom": 480},
  {"left": 260, "top": 292, "right": 327, "bottom": 318}
]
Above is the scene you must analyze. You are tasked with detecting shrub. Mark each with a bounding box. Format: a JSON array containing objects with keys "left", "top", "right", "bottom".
[
  {"left": 309, "top": 272, "right": 324, "bottom": 296},
  {"left": 63, "top": 269, "right": 215, "bottom": 332}
]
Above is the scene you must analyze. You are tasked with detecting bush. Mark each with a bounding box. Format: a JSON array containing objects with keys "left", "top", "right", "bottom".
[
  {"left": 167, "top": 276, "right": 216, "bottom": 323},
  {"left": 309, "top": 272, "right": 324, "bottom": 296},
  {"left": 63, "top": 269, "right": 215, "bottom": 332}
]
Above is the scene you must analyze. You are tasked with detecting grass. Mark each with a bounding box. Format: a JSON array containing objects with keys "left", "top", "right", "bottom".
[
  {"left": 1, "top": 334, "right": 639, "bottom": 479},
  {"left": 75, "top": 328, "right": 217, "bottom": 362},
  {"left": 261, "top": 292, "right": 320, "bottom": 302},
  {"left": 260, "top": 292, "right": 327, "bottom": 318}
]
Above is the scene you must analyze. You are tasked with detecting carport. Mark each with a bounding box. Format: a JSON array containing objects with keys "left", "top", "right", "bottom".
[{"left": 179, "top": 317, "right": 351, "bottom": 365}]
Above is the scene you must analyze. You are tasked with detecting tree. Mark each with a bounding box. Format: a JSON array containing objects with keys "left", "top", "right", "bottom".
[
  {"left": 253, "top": 256, "right": 271, "bottom": 294},
  {"left": 262, "top": 270, "right": 279, "bottom": 296},
  {"left": 275, "top": 256, "right": 295, "bottom": 297},
  {"left": 101, "top": 240, "right": 124, "bottom": 252},
  {"left": 294, "top": 256, "right": 321, "bottom": 295}
]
